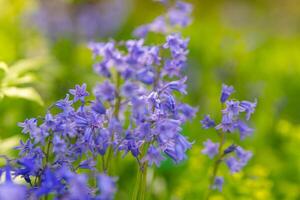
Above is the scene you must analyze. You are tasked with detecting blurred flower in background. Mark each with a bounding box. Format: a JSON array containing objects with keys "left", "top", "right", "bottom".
[{"left": 33, "top": 0, "right": 131, "bottom": 41}]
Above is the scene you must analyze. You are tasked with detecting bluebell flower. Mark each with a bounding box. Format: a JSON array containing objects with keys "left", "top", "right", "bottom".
[
  {"left": 77, "top": 158, "right": 96, "bottom": 170},
  {"left": 35, "top": 168, "right": 64, "bottom": 197},
  {"left": 164, "top": 143, "right": 187, "bottom": 163},
  {"left": 97, "top": 174, "right": 117, "bottom": 200},
  {"left": 69, "top": 83, "right": 89, "bottom": 102},
  {"left": 235, "top": 146, "right": 252, "bottom": 165},
  {"left": 55, "top": 94, "right": 74, "bottom": 113},
  {"left": 94, "top": 61, "right": 112, "bottom": 78},
  {"left": 222, "top": 100, "right": 242, "bottom": 119},
  {"left": 225, "top": 146, "right": 252, "bottom": 173},
  {"left": 121, "top": 81, "right": 139, "bottom": 98},
  {"left": 142, "top": 145, "right": 165, "bottom": 166},
  {"left": 67, "top": 174, "right": 92, "bottom": 200},
  {"left": 18, "top": 118, "right": 38, "bottom": 134},
  {"left": 220, "top": 84, "right": 234, "bottom": 103},
  {"left": 14, "top": 139, "right": 34, "bottom": 155},
  {"left": 0, "top": 166, "right": 27, "bottom": 200},
  {"left": 212, "top": 176, "right": 224, "bottom": 192},
  {"left": 93, "top": 80, "right": 116, "bottom": 101},
  {"left": 223, "top": 144, "right": 237, "bottom": 154},
  {"left": 215, "top": 114, "right": 235, "bottom": 133},
  {"left": 200, "top": 115, "right": 216, "bottom": 129},
  {"left": 177, "top": 103, "right": 198, "bottom": 122},
  {"left": 91, "top": 99, "right": 106, "bottom": 115},
  {"left": 225, "top": 157, "right": 243, "bottom": 173},
  {"left": 136, "top": 69, "right": 155, "bottom": 85},
  {"left": 52, "top": 135, "right": 67, "bottom": 154},
  {"left": 201, "top": 139, "right": 219, "bottom": 159},
  {"left": 236, "top": 120, "right": 254, "bottom": 140},
  {"left": 162, "top": 76, "right": 187, "bottom": 94},
  {"left": 240, "top": 100, "right": 257, "bottom": 120}
]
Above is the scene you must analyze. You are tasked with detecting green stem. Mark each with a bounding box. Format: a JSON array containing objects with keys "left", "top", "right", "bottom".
[
  {"left": 131, "top": 162, "right": 148, "bottom": 200},
  {"left": 140, "top": 163, "right": 148, "bottom": 200},
  {"left": 205, "top": 132, "right": 226, "bottom": 200}
]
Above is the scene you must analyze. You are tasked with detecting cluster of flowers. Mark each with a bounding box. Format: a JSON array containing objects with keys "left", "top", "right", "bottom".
[
  {"left": 201, "top": 84, "right": 257, "bottom": 192},
  {"left": 0, "top": 1, "right": 196, "bottom": 200}
]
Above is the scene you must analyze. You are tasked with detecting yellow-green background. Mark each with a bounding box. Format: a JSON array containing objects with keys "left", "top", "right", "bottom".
[{"left": 0, "top": 0, "right": 299, "bottom": 199}]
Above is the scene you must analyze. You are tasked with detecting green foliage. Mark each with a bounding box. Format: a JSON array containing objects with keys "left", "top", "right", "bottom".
[{"left": 0, "top": 59, "right": 44, "bottom": 105}]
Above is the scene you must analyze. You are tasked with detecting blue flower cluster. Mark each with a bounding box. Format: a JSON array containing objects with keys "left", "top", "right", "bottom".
[
  {"left": 201, "top": 84, "right": 257, "bottom": 192},
  {"left": 0, "top": 1, "right": 196, "bottom": 200}
]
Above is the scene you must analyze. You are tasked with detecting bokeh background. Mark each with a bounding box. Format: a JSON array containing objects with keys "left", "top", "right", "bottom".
[{"left": 0, "top": 0, "right": 300, "bottom": 199}]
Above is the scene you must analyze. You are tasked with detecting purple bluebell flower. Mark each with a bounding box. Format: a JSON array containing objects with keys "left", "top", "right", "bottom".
[
  {"left": 177, "top": 103, "right": 198, "bottom": 122},
  {"left": 225, "top": 146, "right": 252, "bottom": 173},
  {"left": 220, "top": 84, "right": 234, "bottom": 103},
  {"left": 240, "top": 100, "right": 257, "bottom": 120},
  {"left": 215, "top": 114, "right": 235, "bottom": 133},
  {"left": 93, "top": 80, "right": 116, "bottom": 101},
  {"left": 18, "top": 118, "right": 38, "bottom": 134},
  {"left": 69, "top": 83, "right": 89, "bottom": 102},
  {"left": 162, "top": 76, "right": 187, "bottom": 94},
  {"left": 236, "top": 120, "right": 254, "bottom": 140},
  {"left": 52, "top": 135, "right": 66, "bottom": 154},
  {"left": 212, "top": 176, "right": 224, "bottom": 192},
  {"left": 136, "top": 69, "right": 155, "bottom": 85},
  {"left": 0, "top": 166, "right": 27, "bottom": 200},
  {"left": 97, "top": 174, "right": 117, "bottom": 200},
  {"left": 164, "top": 143, "right": 187, "bottom": 163},
  {"left": 201, "top": 139, "right": 219, "bottom": 159},
  {"left": 200, "top": 115, "right": 216, "bottom": 129},
  {"left": 78, "top": 158, "right": 96, "bottom": 170},
  {"left": 67, "top": 174, "right": 91, "bottom": 200},
  {"left": 91, "top": 98, "right": 106, "bottom": 115},
  {"left": 142, "top": 145, "right": 165, "bottom": 166},
  {"left": 121, "top": 81, "right": 139, "bottom": 98},
  {"left": 55, "top": 94, "right": 74, "bottom": 112},
  {"left": 14, "top": 139, "right": 34, "bottom": 155},
  {"left": 35, "top": 168, "right": 64, "bottom": 197},
  {"left": 225, "top": 157, "right": 243, "bottom": 173},
  {"left": 94, "top": 62, "right": 111, "bottom": 78},
  {"left": 223, "top": 144, "right": 237, "bottom": 155},
  {"left": 222, "top": 100, "right": 242, "bottom": 119},
  {"left": 235, "top": 146, "right": 252, "bottom": 165}
]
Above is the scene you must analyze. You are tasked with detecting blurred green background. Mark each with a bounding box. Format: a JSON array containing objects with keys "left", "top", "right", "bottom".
[{"left": 0, "top": 0, "right": 299, "bottom": 199}]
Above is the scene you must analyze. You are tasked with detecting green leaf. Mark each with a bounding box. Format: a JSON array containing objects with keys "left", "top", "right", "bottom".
[
  {"left": 5, "top": 73, "right": 37, "bottom": 86},
  {"left": 2, "top": 86, "right": 44, "bottom": 105},
  {"left": 9, "top": 57, "right": 46, "bottom": 75},
  {"left": 2, "top": 57, "right": 46, "bottom": 84}
]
